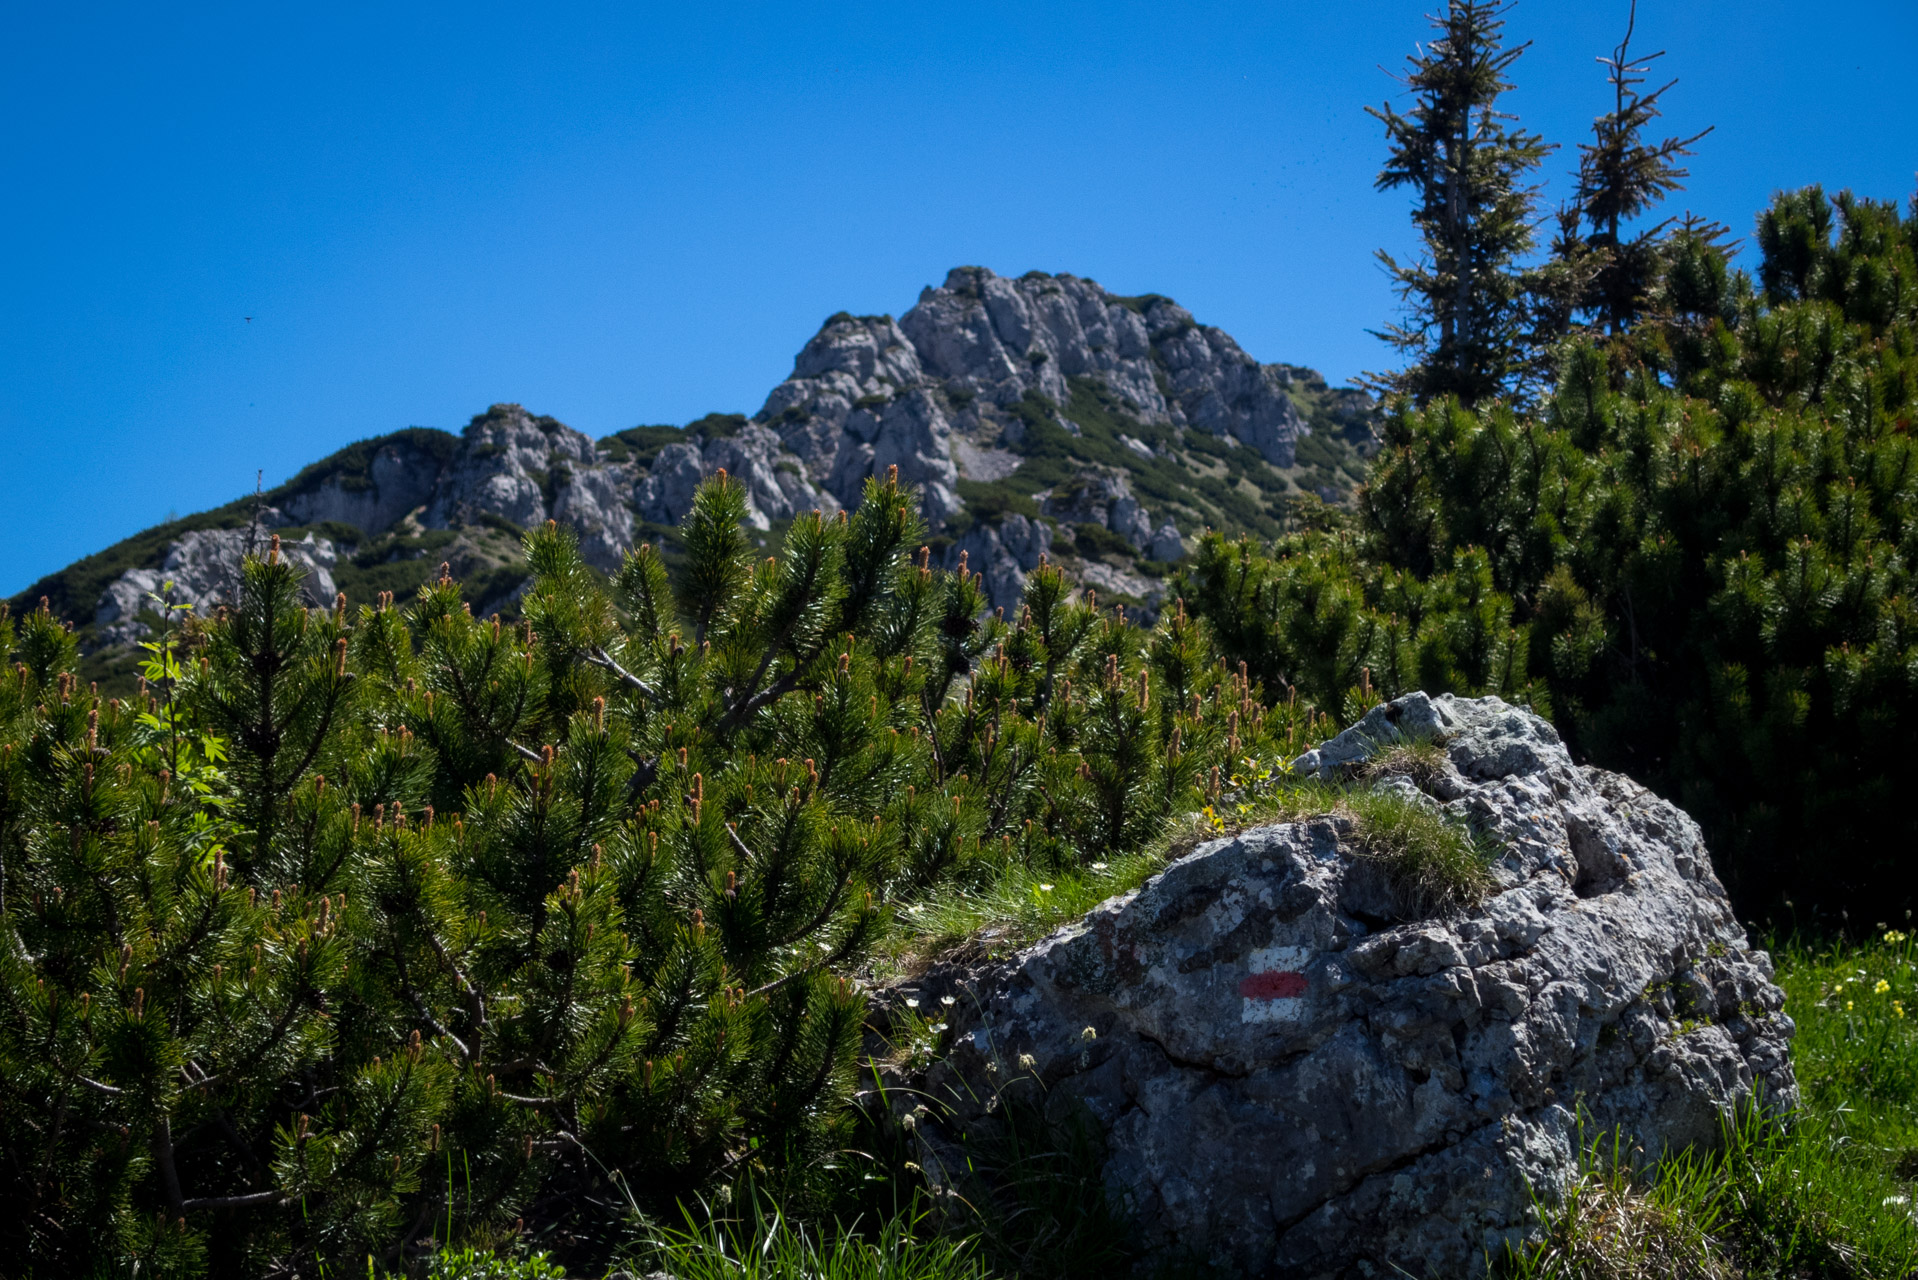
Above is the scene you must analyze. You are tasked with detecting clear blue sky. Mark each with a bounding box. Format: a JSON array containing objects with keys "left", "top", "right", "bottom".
[{"left": 3, "top": 1, "right": 1913, "bottom": 596}]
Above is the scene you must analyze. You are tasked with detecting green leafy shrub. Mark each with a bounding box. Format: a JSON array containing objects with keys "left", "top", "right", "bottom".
[{"left": 1069, "top": 522, "right": 1134, "bottom": 562}]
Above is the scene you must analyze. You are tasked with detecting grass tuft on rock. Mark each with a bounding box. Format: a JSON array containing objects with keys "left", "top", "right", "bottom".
[
  {"left": 1502, "top": 1132, "right": 1734, "bottom": 1280},
  {"left": 1360, "top": 738, "right": 1451, "bottom": 791},
  {"left": 886, "top": 850, "right": 1169, "bottom": 968},
  {"left": 1344, "top": 786, "right": 1496, "bottom": 917},
  {"left": 889, "top": 765, "right": 1493, "bottom": 975}
]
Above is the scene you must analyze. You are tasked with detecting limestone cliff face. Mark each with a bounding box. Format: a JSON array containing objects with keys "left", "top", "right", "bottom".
[
  {"left": 67, "top": 268, "right": 1367, "bottom": 648},
  {"left": 758, "top": 270, "right": 1310, "bottom": 504},
  {"left": 894, "top": 267, "right": 1306, "bottom": 465},
  {"left": 752, "top": 267, "right": 1335, "bottom": 611}
]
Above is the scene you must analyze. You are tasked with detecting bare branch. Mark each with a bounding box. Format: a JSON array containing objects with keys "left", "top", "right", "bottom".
[
  {"left": 725, "top": 823, "right": 757, "bottom": 864},
  {"left": 183, "top": 1191, "right": 288, "bottom": 1211},
  {"left": 585, "top": 646, "right": 660, "bottom": 701},
  {"left": 498, "top": 1091, "right": 566, "bottom": 1110}
]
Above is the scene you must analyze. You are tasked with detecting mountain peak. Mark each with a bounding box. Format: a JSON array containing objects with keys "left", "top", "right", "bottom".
[{"left": 18, "top": 268, "right": 1374, "bottom": 680}]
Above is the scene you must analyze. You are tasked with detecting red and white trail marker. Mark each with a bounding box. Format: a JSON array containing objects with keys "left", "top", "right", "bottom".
[{"left": 1240, "top": 945, "right": 1311, "bottom": 1023}]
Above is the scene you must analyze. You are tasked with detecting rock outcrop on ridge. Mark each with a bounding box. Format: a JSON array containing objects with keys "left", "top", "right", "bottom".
[
  {"left": 756, "top": 267, "right": 1347, "bottom": 608},
  {"left": 31, "top": 269, "right": 1372, "bottom": 655},
  {"left": 94, "top": 527, "right": 341, "bottom": 648},
  {"left": 891, "top": 693, "right": 1795, "bottom": 1278},
  {"left": 78, "top": 407, "right": 826, "bottom": 641},
  {"left": 762, "top": 267, "right": 1307, "bottom": 485}
]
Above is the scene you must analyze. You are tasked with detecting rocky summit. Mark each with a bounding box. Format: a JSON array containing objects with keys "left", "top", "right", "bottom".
[
  {"left": 889, "top": 693, "right": 1795, "bottom": 1278},
  {"left": 18, "top": 268, "right": 1372, "bottom": 668}
]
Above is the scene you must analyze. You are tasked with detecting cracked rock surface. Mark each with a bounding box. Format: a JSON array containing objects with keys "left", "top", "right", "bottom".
[{"left": 897, "top": 693, "right": 1795, "bottom": 1278}]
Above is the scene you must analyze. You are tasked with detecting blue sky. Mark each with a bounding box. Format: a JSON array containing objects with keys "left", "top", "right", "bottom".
[{"left": 3, "top": 1, "right": 1913, "bottom": 596}]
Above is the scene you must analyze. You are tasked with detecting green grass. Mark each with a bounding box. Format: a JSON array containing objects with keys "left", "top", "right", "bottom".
[
  {"left": 1342, "top": 785, "right": 1497, "bottom": 915},
  {"left": 401, "top": 1246, "right": 568, "bottom": 1278},
  {"left": 887, "top": 850, "right": 1171, "bottom": 965},
  {"left": 633, "top": 1195, "right": 988, "bottom": 1280},
  {"left": 1775, "top": 927, "right": 1918, "bottom": 1156},
  {"left": 931, "top": 1097, "right": 1146, "bottom": 1280}
]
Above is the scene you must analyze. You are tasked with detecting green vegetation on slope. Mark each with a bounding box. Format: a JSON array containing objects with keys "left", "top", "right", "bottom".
[{"left": 941, "top": 376, "right": 1370, "bottom": 567}]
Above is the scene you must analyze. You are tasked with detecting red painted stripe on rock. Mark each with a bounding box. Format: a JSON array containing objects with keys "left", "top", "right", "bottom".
[{"left": 1240, "top": 970, "right": 1308, "bottom": 1000}]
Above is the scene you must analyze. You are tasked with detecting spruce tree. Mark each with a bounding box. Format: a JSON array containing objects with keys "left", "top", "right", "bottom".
[
  {"left": 1565, "top": 0, "right": 1713, "bottom": 334},
  {"left": 1367, "top": 0, "right": 1553, "bottom": 406}
]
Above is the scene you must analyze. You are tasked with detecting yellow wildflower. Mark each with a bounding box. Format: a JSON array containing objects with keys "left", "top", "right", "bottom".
[{"left": 1876, "top": 979, "right": 1892, "bottom": 995}]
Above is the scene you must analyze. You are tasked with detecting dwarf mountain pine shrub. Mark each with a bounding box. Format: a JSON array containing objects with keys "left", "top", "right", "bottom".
[
  {"left": 1186, "top": 184, "right": 1918, "bottom": 919},
  {"left": 0, "top": 470, "right": 1329, "bottom": 1278}
]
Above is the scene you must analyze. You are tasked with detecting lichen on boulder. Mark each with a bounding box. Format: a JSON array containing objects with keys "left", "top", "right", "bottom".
[{"left": 892, "top": 693, "right": 1796, "bottom": 1278}]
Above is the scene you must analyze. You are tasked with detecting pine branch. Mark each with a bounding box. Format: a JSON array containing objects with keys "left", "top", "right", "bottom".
[
  {"left": 182, "top": 1191, "right": 288, "bottom": 1211},
  {"left": 498, "top": 1090, "right": 566, "bottom": 1110},
  {"left": 153, "top": 1114, "right": 186, "bottom": 1217},
  {"left": 725, "top": 822, "right": 758, "bottom": 865},
  {"left": 773, "top": 861, "right": 857, "bottom": 952},
  {"left": 422, "top": 929, "right": 490, "bottom": 1062},
  {"left": 584, "top": 645, "right": 660, "bottom": 701},
  {"left": 393, "top": 947, "right": 472, "bottom": 1060}
]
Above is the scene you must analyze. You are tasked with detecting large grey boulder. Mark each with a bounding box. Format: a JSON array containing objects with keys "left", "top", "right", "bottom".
[{"left": 897, "top": 693, "right": 1795, "bottom": 1279}]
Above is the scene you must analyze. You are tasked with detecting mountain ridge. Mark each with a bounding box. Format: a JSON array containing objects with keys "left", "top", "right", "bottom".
[{"left": 12, "top": 266, "right": 1374, "bottom": 688}]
